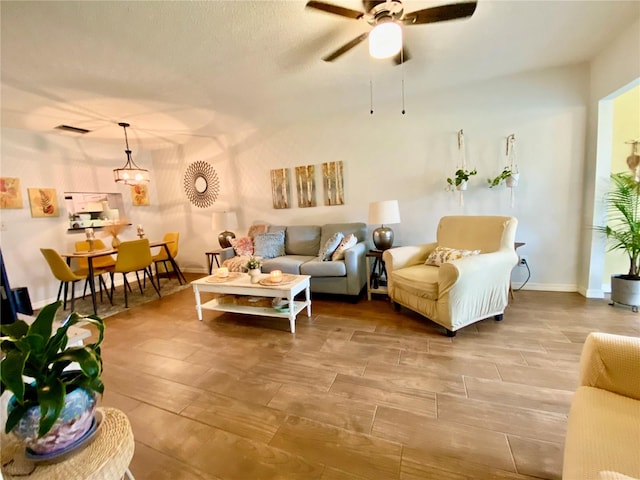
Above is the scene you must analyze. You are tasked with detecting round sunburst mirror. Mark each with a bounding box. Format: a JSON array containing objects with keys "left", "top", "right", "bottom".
[{"left": 183, "top": 161, "right": 220, "bottom": 208}]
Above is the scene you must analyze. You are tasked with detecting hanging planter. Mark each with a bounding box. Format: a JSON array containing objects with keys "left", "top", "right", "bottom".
[
  {"left": 446, "top": 168, "right": 476, "bottom": 192},
  {"left": 488, "top": 134, "right": 520, "bottom": 207},
  {"left": 505, "top": 172, "right": 520, "bottom": 188},
  {"left": 488, "top": 167, "right": 519, "bottom": 188}
]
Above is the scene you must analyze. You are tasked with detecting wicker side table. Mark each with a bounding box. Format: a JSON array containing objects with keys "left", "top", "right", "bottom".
[{"left": 1, "top": 407, "right": 135, "bottom": 480}]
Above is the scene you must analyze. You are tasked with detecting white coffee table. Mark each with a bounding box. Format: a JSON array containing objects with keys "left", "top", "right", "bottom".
[{"left": 191, "top": 273, "right": 311, "bottom": 333}]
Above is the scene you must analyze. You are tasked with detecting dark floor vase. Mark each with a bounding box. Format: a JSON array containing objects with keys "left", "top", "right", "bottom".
[
  {"left": 610, "top": 274, "right": 640, "bottom": 312},
  {"left": 8, "top": 387, "right": 97, "bottom": 455}
]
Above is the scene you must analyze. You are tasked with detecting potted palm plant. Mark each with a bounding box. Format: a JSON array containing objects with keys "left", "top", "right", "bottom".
[
  {"left": 594, "top": 172, "right": 640, "bottom": 311},
  {"left": 0, "top": 301, "right": 105, "bottom": 454},
  {"left": 446, "top": 168, "right": 477, "bottom": 191}
]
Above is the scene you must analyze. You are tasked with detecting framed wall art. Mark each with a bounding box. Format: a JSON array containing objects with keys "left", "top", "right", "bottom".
[
  {"left": 322, "top": 161, "right": 344, "bottom": 206},
  {"left": 270, "top": 168, "right": 291, "bottom": 209},
  {"left": 27, "top": 188, "right": 59, "bottom": 217},
  {"left": 0, "top": 177, "right": 23, "bottom": 209},
  {"left": 295, "top": 165, "right": 316, "bottom": 208},
  {"left": 131, "top": 184, "right": 150, "bottom": 206}
]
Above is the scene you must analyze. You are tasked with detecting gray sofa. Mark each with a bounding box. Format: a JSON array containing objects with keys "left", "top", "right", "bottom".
[{"left": 220, "top": 222, "right": 367, "bottom": 298}]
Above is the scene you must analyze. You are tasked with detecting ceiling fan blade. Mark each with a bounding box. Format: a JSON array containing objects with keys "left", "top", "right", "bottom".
[
  {"left": 392, "top": 46, "right": 411, "bottom": 65},
  {"left": 322, "top": 32, "right": 369, "bottom": 61},
  {"left": 401, "top": 1, "right": 477, "bottom": 25},
  {"left": 306, "top": 1, "right": 364, "bottom": 19}
]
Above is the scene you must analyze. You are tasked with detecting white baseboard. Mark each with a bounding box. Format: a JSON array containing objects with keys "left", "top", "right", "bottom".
[{"left": 512, "top": 282, "right": 577, "bottom": 292}]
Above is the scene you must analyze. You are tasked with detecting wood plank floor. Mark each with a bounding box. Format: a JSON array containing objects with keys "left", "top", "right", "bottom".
[{"left": 94, "top": 274, "right": 640, "bottom": 479}]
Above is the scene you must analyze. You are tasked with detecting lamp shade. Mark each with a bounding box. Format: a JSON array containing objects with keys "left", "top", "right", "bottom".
[
  {"left": 369, "top": 22, "right": 402, "bottom": 59},
  {"left": 211, "top": 211, "right": 238, "bottom": 231},
  {"left": 368, "top": 200, "right": 401, "bottom": 225}
]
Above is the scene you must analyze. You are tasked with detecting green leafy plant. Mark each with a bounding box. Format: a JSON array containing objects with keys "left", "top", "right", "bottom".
[
  {"left": 245, "top": 256, "right": 263, "bottom": 270},
  {"left": 593, "top": 172, "right": 640, "bottom": 278},
  {"left": 487, "top": 167, "right": 518, "bottom": 188},
  {"left": 0, "top": 301, "right": 105, "bottom": 436},
  {"left": 446, "top": 168, "right": 477, "bottom": 190}
]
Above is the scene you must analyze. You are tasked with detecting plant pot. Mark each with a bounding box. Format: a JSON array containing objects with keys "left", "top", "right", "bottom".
[
  {"left": 249, "top": 268, "right": 261, "bottom": 284},
  {"left": 506, "top": 173, "right": 520, "bottom": 188},
  {"left": 8, "top": 385, "right": 97, "bottom": 455},
  {"left": 611, "top": 274, "right": 640, "bottom": 311},
  {"left": 456, "top": 181, "right": 468, "bottom": 191}
]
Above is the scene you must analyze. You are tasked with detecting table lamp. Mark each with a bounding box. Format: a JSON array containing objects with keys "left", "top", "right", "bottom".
[
  {"left": 368, "top": 200, "right": 401, "bottom": 251},
  {"left": 212, "top": 211, "right": 238, "bottom": 248}
]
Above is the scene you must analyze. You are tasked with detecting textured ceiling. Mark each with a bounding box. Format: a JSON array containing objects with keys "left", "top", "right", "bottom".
[{"left": 1, "top": 0, "right": 639, "bottom": 150}]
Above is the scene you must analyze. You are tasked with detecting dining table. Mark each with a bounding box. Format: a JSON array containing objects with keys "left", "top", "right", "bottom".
[{"left": 62, "top": 240, "right": 186, "bottom": 315}]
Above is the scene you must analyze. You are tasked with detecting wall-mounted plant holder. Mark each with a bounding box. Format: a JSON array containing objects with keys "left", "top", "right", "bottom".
[
  {"left": 487, "top": 134, "right": 519, "bottom": 207},
  {"left": 445, "top": 129, "right": 477, "bottom": 206}
]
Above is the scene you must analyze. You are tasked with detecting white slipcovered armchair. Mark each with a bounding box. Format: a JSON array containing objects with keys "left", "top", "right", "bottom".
[{"left": 382, "top": 215, "right": 518, "bottom": 336}]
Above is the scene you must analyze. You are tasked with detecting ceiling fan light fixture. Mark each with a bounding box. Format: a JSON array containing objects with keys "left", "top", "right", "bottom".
[
  {"left": 113, "top": 122, "right": 150, "bottom": 186},
  {"left": 368, "top": 21, "right": 402, "bottom": 59}
]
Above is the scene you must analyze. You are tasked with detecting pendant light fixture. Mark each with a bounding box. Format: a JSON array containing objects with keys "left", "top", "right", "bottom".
[{"left": 113, "top": 122, "right": 150, "bottom": 185}]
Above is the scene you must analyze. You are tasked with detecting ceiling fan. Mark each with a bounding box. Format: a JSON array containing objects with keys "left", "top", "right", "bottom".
[{"left": 306, "top": 0, "right": 478, "bottom": 64}]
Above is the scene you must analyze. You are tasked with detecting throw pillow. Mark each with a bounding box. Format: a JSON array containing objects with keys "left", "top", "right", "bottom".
[
  {"left": 247, "top": 223, "right": 268, "bottom": 238},
  {"left": 425, "top": 246, "right": 481, "bottom": 266},
  {"left": 319, "top": 232, "right": 344, "bottom": 261},
  {"left": 230, "top": 236, "right": 253, "bottom": 257},
  {"left": 331, "top": 233, "right": 357, "bottom": 261},
  {"left": 253, "top": 231, "right": 285, "bottom": 259}
]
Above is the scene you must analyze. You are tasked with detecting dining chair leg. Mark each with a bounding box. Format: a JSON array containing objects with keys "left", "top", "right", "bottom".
[
  {"left": 70, "top": 281, "right": 76, "bottom": 312},
  {"left": 56, "top": 281, "right": 64, "bottom": 303},
  {"left": 122, "top": 274, "right": 129, "bottom": 308},
  {"left": 146, "top": 266, "right": 161, "bottom": 298},
  {"left": 63, "top": 281, "right": 69, "bottom": 310},
  {"left": 134, "top": 271, "right": 143, "bottom": 294},
  {"left": 98, "top": 275, "right": 112, "bottom": 305}
]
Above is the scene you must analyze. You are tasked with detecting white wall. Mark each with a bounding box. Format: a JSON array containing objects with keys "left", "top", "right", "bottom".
[
  {"left": 2, "top": 58, "right": 625, "bottom": 309},
  {"left": 148, "top": 63, "right": 590, "bottom": 294},
  {"left": 580, "top": 17, "right": 640, "bottom": 297}
]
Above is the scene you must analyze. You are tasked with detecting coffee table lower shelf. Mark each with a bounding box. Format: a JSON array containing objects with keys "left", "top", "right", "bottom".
[
  {"left": 201, "top": 298, "right": 308, "bottom": 319},
  {"left": 191, "top": 273, "right": 311, "bottom": 333}
]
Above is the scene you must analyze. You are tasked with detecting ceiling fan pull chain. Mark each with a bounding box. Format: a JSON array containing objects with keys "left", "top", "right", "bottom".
[
  {"left": 401, "top": 49, "right": 406, "bottom": 114},
  {"left": 370, "top": 79, "right": 374, "bottom": 115}
]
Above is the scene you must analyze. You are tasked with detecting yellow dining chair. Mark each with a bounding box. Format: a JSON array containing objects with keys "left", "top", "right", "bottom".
[
  {"left": 113, "top": 239, "right": 161, "bottom": 308},
  {"left": 75, "top": 239, "right": 116, "bottom": 301},
  {"left": 151, "top": 232, "right": 180, "bottom": 284},
  {"left": 40, "top": 248, "right": 87, "bottom": 311}
]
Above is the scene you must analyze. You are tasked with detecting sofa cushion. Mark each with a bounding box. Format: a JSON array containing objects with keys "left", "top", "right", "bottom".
[
  {"left": 390, "top": 264, "right": 440, "bottom": 300},
  {"left": 319, "top": 232, "right": 344, "bottom": 261},
  {"left": 253, "top": 231, "right": 285, "bottom": 259},
  {"left": 230, "top": 236, "right": 253, "bottom": 256},
  {"left": 284, "top": 225, "right": 321, "bottom": 256},
  {"left": 331, "top": 234, "right": 357, "bottom": 261},
  {"left": 247, "top": 224, "right": 268, "bottom": 238},
  {"left": 262, "top": 255, "right": 313, "bottom": 275},
  {"left": 320, "top": 223, "right": 367, "bottom": 250},
  {"left": 301, "top": 258, "right": 347, "bottom": 277},
  {"left": 425, "top": 246, "right": 480, "bottom": 266}
]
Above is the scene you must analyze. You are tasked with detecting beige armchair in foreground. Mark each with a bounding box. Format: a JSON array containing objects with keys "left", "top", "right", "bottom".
[
  {"left": 562, "top": 332, "right": 640, "bottom": 480},
  {"left": 383, "top": 215, "right": 518, "bottom": 336}
]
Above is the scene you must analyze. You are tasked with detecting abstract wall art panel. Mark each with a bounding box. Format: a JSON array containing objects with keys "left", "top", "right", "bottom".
[
  {"left": 270, "top": 168, "right": 291, "bottom": 209},
  {"left": 295, "top": 165, "right": 316, "bottom": 208},
  {"left": 131, "top": 184, "right": 150, "bottom": 206},
  {"left": 322, "top": 161, "right": 344, "bottom": 206},
  {"left": 27, "top": 188, "right": 59, "bottom": 217},
  {"left": 0, "top": 177, "right": 23, "bottom": 209}
]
